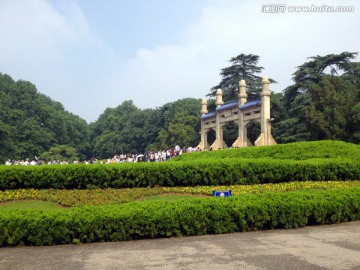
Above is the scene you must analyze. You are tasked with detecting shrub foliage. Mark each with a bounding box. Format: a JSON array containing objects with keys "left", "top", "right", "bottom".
[
  {"left": 0, "top": 157, "right": 359, "bottom": 190},
  {"left": 1, "top": 188, "right": 359, "bottom": 246},
  {"left": 1, "top": 140, "right": 359, "bottom": 247},
  {"left": 173, "top": 140, "right": 360, "bottom": 162}
]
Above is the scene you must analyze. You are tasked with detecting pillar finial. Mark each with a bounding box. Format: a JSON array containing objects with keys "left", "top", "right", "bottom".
[
  {"left": 201, "top": 98, "right": 208, "bottom": 115},
  {"left": 215, "top": 89, "right": 224, "bottom": 108},
  {"left": 238, "top": 80, "right": 247, "bottom": 106},
  {"left": 261, "top": 76, "right": 270, "bottom": 95}
]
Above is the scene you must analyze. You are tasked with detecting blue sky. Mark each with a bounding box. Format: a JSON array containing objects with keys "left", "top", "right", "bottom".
[{"left": 1, "top": 0, "right": 359, "bottom": 123}]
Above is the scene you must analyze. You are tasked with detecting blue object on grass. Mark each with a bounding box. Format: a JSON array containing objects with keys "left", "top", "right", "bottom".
[{"left": 212, "top": 190, "right": 232, "bottom": 197}]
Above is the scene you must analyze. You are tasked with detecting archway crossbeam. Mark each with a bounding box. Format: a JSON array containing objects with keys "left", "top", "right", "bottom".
[{"left": 197, "top": 77, "right": 276, "bottom": 150}]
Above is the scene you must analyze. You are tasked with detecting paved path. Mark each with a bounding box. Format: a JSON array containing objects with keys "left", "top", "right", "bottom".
[{"left": 1, "top": 221, "right": 360, "bottom": 270}]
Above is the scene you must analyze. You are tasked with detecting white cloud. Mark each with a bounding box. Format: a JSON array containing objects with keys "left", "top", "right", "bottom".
[
  {"left": 1, "top": 0, "right": 359, "bottom": 122},
  {"left": 0, "top": 0, "right": 89, "bottom": 68},
  {"left": 115, "top": 0, "right": 360, "bottom": 112},
  {"left": 0, "top": 0, "right": 114, "bottom": 121},
  {"left": 116, "top": 44, "right": 215, "bottom": 108}
]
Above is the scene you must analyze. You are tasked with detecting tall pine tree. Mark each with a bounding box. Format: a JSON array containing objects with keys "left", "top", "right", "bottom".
[{"left": 208, "top": 53, "right": 276, "bottom": 101}]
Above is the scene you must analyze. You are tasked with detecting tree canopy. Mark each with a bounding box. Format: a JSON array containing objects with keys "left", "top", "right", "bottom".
[
  {"left": 209, "top": 53, "right": 276, "bottom": 101},
  {"left": 0, "top": 73, "right": 90, "bottom": 162},
  {"left": 88, "top": 98, "right": 201, "bottom": 158},
  {"left": 276, "top": 52, "right": 360, "bottom": 143},
  {"left": 283, "top": 52, "right": 358, "bottom": 108},
  {"left": 39, "top": 145, "right": 79, "bottom": 163}
]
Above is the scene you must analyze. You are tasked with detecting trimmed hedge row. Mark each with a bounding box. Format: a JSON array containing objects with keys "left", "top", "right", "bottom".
[
  {"left": 1, "top": 188, "right": 359, "bottom": 246},
  {"left": 0, "top": 158, "right": 359, "bottom": 189},
  {"left": 173, "top": 140, "right": 360, "bottom": 162}
]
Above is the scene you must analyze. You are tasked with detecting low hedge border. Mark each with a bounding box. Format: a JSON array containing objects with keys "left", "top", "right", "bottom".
[
  {"left": 0, "top": 158, "right": 359, "bottom": 190},
  {"left": 172, "top": 141, "right": 360, "bottom": 162},
  {"left": 1, "top": 188, "right": 359, "bottom": 246}
]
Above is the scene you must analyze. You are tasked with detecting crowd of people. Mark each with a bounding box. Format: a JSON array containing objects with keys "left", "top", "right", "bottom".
[
  {"left": 3, "top": 145, "right": 201, "bottom": 166},
  {"left": 4, "top": 159, "right": 74, "bottom": 166},
  {"left": 105, "top": 145, "right": 200, "bottom": 164}
]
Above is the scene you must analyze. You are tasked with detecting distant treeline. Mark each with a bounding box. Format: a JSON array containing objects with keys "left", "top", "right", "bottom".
[{"left": 0, "top": 52, "right": 359, "bottom": 162}]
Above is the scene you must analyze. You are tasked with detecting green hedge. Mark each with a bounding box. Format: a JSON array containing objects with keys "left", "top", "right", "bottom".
[
  {"left": 1, "top": 188, "right": 359, "bottom": 246},
  {"left": 2, "top": 140, "right": 359, "bottom": 190},
  {"left": 0, "top": 158, "right": 359, "bottom": 189},
  {"left": 173, "top": 140, "right": 360, "bottom": 162}
]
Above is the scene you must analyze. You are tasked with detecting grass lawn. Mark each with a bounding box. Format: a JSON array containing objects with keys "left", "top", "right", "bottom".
[
  {"left": 138, "top": 193, "right": 208, "bottom": 202},
  {"left": 1, "top": 181, "right": 359, "bottom": 209},
  {"left": 0, "top": 200, "right": 64, "bottom": 210},
  {"left": 0, "top": 192, "right": 209, "bottom": 210}
]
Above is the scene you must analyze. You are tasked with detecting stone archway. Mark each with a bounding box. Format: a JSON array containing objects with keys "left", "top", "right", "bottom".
[{"left": 197, "top": 77, "right": 277, "bottom": 150}]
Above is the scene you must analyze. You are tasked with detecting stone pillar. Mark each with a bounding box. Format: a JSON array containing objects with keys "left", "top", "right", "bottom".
[
  {"left": 255, "top": 76, "right": 276, "bottom": 146},
  {"left": 210, "top": 89, "right": 224, "bottom": 150},
  {"left": 233, "top": 80, "right": 248, "bottom": 147},
  {"left": 212, "top": 107, "right": 222, "bottom": 150},
  {"left": 219, "top": 125, "right": 228, "bottom": 149},
  {"left": 261, "top": 76, "right": 270, "bottom": 145},
  {"left": 197, "top": 98, "right": 208, "bottom": 150}
]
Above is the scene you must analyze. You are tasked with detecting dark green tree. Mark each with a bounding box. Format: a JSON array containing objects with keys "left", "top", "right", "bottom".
[
  {"left": 39, "top": 145, "right": 79, "bottom": 163},
  {"left": 90, "top": 100, "right": 140, "bottom": 157},
  {"left": 0, "top": 73, "right": 90, "bottom": 161},
  {"left": 168, "top": 112, "right": 199, "bottom": 147},
  {"left": 273, "top": 93, "right": 312, "bottom": 143},
  {"left": 0, "top": 120, "right": 14, "bottom": 162},
  {"left": 284, "top": 52, "right": 358, "bottom": 109},
  {"left": 89, "top": 98, "right": 202, "bottom": 158},
  {"left": 157, "top": 128, "right": 169, "bottom": 150},
  {"left": 158, "top": 98, "right": 201, "bottom": 127},
  {"left": 304, "top": 76, "right": 356, "bottom": 140},
  {"left": 350, "top": 103, "right": 360, "bottom": 143},
  {"left": 208, "top": 54, "right": 276, "bottom": 101},
  {"left": 278, "top": 52, "right": 359, "bottom": 142}
]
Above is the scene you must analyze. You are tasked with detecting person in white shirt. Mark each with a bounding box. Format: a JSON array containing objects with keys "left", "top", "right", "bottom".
[{"left": 30, "top": 160, "right": 37, "bottom": 166}]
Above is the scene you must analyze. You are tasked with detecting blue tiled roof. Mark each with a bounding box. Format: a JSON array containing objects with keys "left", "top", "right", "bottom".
[
  {"left": 201, "top": 111, "right": 216, "bottom": 120},
  {"left": 239, "top": 99, "right": 261, "bottom": 110},
  {"left": 201, "top": 99, "right": 262, "bottom": 120},
  {"left": 216, "top": 100, "right": 239, "bottom": 112}
]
